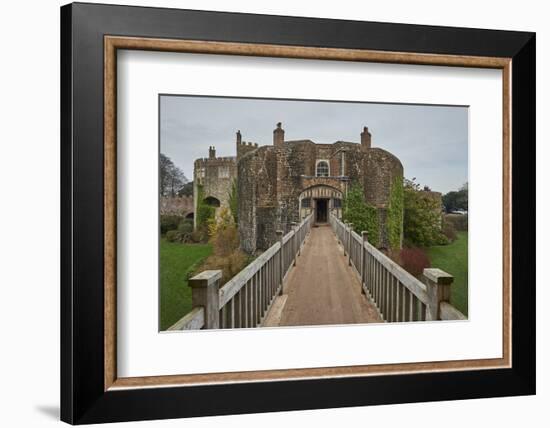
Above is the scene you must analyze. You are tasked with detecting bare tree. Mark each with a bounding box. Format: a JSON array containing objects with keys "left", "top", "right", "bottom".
[{"left": 160, "top": 153, "right": 188, "bottom": 196}]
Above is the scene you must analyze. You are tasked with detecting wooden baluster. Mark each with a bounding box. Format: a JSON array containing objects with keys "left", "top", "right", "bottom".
[
  {"left": 412, "top": 294, "right": 420, "bottom": 321},
  {"left": 370, "top": 259, "right": 375, "bottom": 301},
  {"left": 380, "top": 264, "right": 384, "bottom": 315},
  {"left": 388, "top": 273, "right": 393, "bottom": 322},
  {"left": 244, "top": 279, "right": 250, "bottom": 328},
  {"left": 407, "top": 291, "right": 413, "bottom": 321},
  {"left": 360, "top": 231, "right": 367, "bottom": 294},
  {"left": 397, "top": 281, "right": 403, "bottom": 322},
  {"left": 348, "top": 224, "right": 353, "bottom": 266},
  {"left": 405, "top": 286, "right": 409, "bottom": 321},
  {"left": 234, "top": 290, "right": 241, "bottom": 328},
  {"left": 370, "top": 254, "right": 374, "bottom": 295},
  {"left": 291, "top": 222, "right": 297, "bottom": 266},
  {"left": 393, "top": 277, "right": 401, "bottom": 322},
  {"left": 277, "top": 230, "right": 284, "bottom": 295},
  {"left": 230, "top": 298, "right": 235, "bottom": 328},
  {"left": 420, "top": 302, "right": 428, "bottom": 321},
  {"left": 253, "top": 273, "right": 258, "bottom": 327},
  {"left": 386, "top": 271, "right": 393, "bottom": 322},
  {"left": 375, "top": 261, "right": 380, "bottom": 308}
]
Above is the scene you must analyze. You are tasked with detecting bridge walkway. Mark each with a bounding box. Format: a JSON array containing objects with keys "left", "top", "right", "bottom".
[{"left": 266, "top": 224, "right": 382, "bottom": 327}]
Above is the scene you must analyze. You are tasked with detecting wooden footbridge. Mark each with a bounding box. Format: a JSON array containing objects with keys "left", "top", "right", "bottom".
[{"left": 169, "top": 213, "right": 465, "bottom": 331}]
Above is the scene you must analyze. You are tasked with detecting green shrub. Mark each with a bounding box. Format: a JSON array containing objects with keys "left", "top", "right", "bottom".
[
  {"left": 442, "top": 217, "right": 458, "bottom": 242},
  {"left": 165, "top": 230, "right": 180, "bottom": 242},
  {"left": 195, "top": 185, "right": 215, "bottom": 230},
  {"left": 178, "top": 219, "right": 193, "bottom": 233},
  {"left": 189, "top": 230, "right": 205, "bottom": 243},
  {"left": 445, "top": 214, "right": 468, "bottom": 231},
  {"left": 343, "top": 183, "right": 379, "bottom": 247},
  {"left": 160, "top": 215, "right": 182, "bottom": 235},
  {"left": 403, "top": 179, "right": 447, "bottom": 247}
]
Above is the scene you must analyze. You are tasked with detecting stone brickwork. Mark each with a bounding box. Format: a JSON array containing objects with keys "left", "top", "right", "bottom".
[
  {"left": 193, "top": 145, "right": 237, "bottom": 227},
  {"left": 160, "top": 195, "right": 194, "bottom": 217},
  {"left": 195, "top": 123, "right": 404, "bottom": 254}
]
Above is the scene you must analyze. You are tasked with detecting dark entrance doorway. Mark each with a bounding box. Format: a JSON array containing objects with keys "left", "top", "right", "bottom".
[{"left": 315, "top": 198, "right": 328, "bottom": 223}]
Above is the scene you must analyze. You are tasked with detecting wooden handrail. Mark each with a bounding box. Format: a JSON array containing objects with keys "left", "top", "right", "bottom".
[
  {"left": 167, "top": 307, "right": 205, "bottom": 330},
  {"left": 330, "top": 214, "right": 465, "bottom": 321},
  {"left": 219, "top": 213, "right": 313, "bottom": 309}
]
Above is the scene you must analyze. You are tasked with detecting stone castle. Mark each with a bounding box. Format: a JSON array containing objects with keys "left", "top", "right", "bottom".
[{"left": 194, "top": 123, "right": 403, "bottom": 254}]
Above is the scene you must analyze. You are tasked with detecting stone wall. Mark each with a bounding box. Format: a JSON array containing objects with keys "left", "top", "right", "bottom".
[
  {"left": 199, "top": 124, "right": 404, "bottom": 254},
  {"left": 193, "top": 150, "right": 237, "bottom": 227},
  {"left": 160, "top": 195, "right": 193, "bottom": 216}
]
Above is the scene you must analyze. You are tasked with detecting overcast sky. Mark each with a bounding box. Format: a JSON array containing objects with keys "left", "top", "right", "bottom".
[{"left": 160, "top": 95, "right": 468, "bottom": 194}]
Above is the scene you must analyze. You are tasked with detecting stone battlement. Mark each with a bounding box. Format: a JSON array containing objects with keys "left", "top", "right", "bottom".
[{"left": 195, "top": 156, "right": 237, "bottom": 164}]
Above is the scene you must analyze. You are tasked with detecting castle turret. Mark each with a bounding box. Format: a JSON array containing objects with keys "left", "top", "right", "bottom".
[
  {"left": 273, "top": 122, "right": 285, "bottom": 147},
  {"left": 236, "top": 130, "right": 258, "bottom": 160},
  {"left": 361, "top": 126, "right": 371, "bottom": 151},
  {"left": 209, "top": 146, "right": 216, "bottom": 159}
]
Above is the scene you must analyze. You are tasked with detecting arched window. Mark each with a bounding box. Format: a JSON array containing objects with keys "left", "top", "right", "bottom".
[
  {"left": 316, "top": 160, "right": 329, "bottom": 177},
  {"left": 203, "top": 196, "right": 221, "bottom": 207}
]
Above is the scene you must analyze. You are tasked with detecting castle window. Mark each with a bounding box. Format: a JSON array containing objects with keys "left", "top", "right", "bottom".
[
  {"left": 218, "top": 166, "right": 230, "bottom": 178},
  {"left": 316, "top": 160, "right": 329, "bottom": 177},
  {"left": 204, "top": 196, "right": 221, "bottom": 207},
  {"left": 301, "top": 198, "right": 311, "bottom": 208},
  {"left": 333, "top": 198, "right": 342, "bottom": 208}
]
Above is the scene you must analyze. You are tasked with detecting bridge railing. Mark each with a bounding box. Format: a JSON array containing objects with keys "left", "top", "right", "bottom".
[
  {"left": 168, "top": 213, "right": 314, "bottom": 330},
  {"left": 329, "top": 214, "right": 466, "bottom": 322}
]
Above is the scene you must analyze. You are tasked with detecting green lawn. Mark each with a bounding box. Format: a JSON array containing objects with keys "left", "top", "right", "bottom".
[
  {"left": 427, "top": 231, "right": 468, "bottom": 316},
  {"left": 160, "top": 239, "right": 212, "bottom": 330}
]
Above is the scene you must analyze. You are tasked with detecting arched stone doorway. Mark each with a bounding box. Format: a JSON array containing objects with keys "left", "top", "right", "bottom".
[
  {"left": 203, "top": 196, "right": 221, "bottom": 207},
  {"left": 299, "top": 185, "right": 343, "bottom": 224}
]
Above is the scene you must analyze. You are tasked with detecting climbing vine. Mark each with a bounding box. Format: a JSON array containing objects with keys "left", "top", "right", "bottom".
[
  {"left": 386, "top": 175, "right": 404, "bottom": 250},
  {"left": 228, "top": 179, "right": 238, "bottom": 225},
  {"left": 195, "top": 185, "right": 215, "bottom": 229},
  {"left": 342, "top": 183, "right": 379, "bottom": 247}
]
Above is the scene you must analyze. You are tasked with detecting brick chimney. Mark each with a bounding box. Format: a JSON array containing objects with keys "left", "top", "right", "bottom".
[
  {"left": 273, "top": 122, "right": 285, "bottom": 147},
  {"left": 360, "top": 126, "right": 371, "bottom": 151},
  {"left": 208, "top": 146, "right": 216, "bottom": 159}
]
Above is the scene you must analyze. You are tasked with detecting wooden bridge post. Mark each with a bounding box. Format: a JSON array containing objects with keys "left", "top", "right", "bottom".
[
  {"left": 361, "top": 231, "right": 368, "bottom": 294},
  {"left": 422, "top": 268, "right": 454, "bottom": 320},
  {"left": 291, "top": 222, "right": 298, "bottom": 265},
  {"left": 188, "top": 270, "right": 222, "bottom": 329},
  {"left": 276, "top": 230, "right": 284, "bottom": 295},
  {"left": 347, "top": 223, "right": 353, "bottom": 266}
]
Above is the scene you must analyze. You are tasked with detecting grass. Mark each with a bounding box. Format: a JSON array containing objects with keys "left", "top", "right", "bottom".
[
  {"left": 160, "top": 239, "right": 212, "bottom": 330},
  {"left": 427, "top": 231, "right": 468, "bottom": 316}
]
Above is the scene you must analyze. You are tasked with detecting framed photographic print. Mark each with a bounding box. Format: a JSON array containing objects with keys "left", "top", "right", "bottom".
[{"left": 60, "top": 2, "right": 536, "bottom": 424}]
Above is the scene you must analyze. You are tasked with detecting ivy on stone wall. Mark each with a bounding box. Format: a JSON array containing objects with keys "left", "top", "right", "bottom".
[
  {"left": 196, "top": 185, "right": 215, "bottom": 229},
  {"left": 343, "top": 183, "right": 379, "bottom": 247},
  {"left": 386, "top": 176, "right": 404, "bottom": 250},
  {"left": 228, "top": 179, "right": 238, "bottom": 225}
]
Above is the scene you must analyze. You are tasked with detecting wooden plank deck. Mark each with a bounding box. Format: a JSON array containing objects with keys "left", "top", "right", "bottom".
[{"left": 277, "top": 225, "right": 382, "bottom": 327}]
